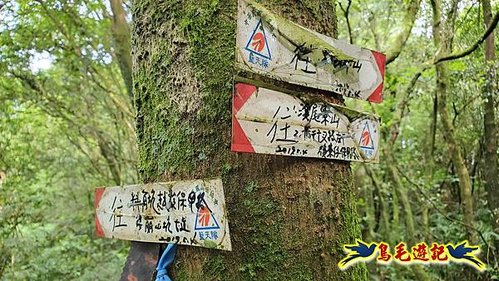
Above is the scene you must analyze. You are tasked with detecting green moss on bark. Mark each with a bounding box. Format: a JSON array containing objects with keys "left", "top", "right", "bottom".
[
  {"left": 133, "top": 0, "right": 235, "bottom": 180},
  {"left": 332, "top": 167, "right": 369, "bottom": 280},
  {"left": 132, "top": 0, "right": 368, "bottom": 280}
]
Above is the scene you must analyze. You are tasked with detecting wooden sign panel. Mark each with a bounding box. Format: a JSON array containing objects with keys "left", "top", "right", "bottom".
[
  {"left": 95, "top": 179, "right": 232, "bottom": 251},
  {"left": 232, "top": 83, "right": 380, "bottom": 162},
  {"left": 236, "top": 0, "right": 386, "bottom": 102}
]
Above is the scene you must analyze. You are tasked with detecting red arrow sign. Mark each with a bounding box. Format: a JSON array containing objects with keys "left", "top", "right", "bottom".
[
  {"left": 231, "top": 82, "right": 380, "bottom": 162},
  {"left": 237, "top": 0, "right": 386, "bottom": 102}
]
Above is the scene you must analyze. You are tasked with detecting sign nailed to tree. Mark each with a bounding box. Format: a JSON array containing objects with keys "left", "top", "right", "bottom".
[
  {"left": 232, "top": 83, "right": 380, "bottom": 162},
  {"left": 236, "top": 0, "right": 386, "bottom": 102},
  {"left": 95, "top": 179, "right": 232, "bottom": 251}
]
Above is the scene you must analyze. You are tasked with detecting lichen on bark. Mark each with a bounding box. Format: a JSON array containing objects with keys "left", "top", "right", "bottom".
[{"left": 131, "top": 0, "right": 368, "bottom": 280}]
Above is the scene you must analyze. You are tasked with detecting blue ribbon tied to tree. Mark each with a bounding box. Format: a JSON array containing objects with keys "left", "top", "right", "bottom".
[{"left": 155, "top": 243, "right": 178, "bottom": 281}]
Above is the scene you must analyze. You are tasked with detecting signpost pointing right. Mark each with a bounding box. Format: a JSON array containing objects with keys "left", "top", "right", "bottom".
[
  {"left": 236, "top": 0, "right": 386, "bottom": 102},
  {"left": 232, "top": 83, "right": 380, "bottom": 162}
]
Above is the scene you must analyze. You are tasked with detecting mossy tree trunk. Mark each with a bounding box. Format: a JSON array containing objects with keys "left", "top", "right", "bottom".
[
  {"left": 131, "top": 0, "right": 367, "bottom": 280},
  {"left": 431, "top": 0, "right": 475, "bottom": 241},
  {"left": 482, "top": 0, "right": 498, "bottom": 241}
]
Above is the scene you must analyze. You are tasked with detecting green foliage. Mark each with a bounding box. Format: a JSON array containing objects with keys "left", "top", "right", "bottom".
[
  {"left": 340, "top": 0, "right": 499, "bottom": 280},
  {"left": 0, "top": 0, "right": 134, "bottom": 279},
  {"left": 0, "top": 0, "right": 498, "bottom": 280}
]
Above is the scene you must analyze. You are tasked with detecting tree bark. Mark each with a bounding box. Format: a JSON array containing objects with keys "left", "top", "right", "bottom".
[
  {"left": 482, "top": 0, "right": 498, "bottom": 237},
  {"left": 130, "top": 0, "right": 367, "bottom": 280},
  {"left": 355, "top": 165, "right": 376, "bottom": 241}
]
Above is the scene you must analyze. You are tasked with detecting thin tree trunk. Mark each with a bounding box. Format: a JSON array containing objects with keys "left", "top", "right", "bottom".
[
  {"left": 390, "top": 172, "right": 400, "bottom": 228},
  {"left": 386, "top": 157, "right": 430, "bottom": 281},
  {"left": 383, "top": 70, "right": 419, "bottom": 243},
  {"left": 431, "top": 0, "right": 475, "bottom": 241},
  {"left": 482, "top": 0, "right": 498, "bottom": 238},
  {"left": 381, "top": 67, "right": 429, "bottom": 281},
  {"left": 387, "top": 160, "right": 416, "bottom": 243},
  {"left": 109, "top": 0, "right": 133, "bottom": 101},
  {"left": 364, "top": 164, "right": 390, "bottom": 240},
  {"left": 131, "top": 0, "right": 367, "bottom": 280},
  {"left": 385, "top": 0, "right": 422, "bottom": 64},
  {"left": 422, "top": 93, "right": 437, "bottom": 242}
]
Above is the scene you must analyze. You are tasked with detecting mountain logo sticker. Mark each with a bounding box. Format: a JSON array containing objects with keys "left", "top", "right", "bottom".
[{"left": 245, "top": 18, "right": 272, "bottom": 60}]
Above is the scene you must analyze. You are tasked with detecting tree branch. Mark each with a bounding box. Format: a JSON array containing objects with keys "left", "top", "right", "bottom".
[
  {"left": 388, "top": 70, "right": 423, "bottom": 147},
  {"left": 339, "top": 0, "right": 353, "bottom": 44},
  {"left": 434, "top": 12, "right": 499, "bottom": 64},
  {"left": 385, "top": 0, "right": 422, "bottom": 65}
]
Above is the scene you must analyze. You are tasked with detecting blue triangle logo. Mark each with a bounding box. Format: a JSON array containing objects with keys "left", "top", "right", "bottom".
[
  {"left": 245, "top": 18, "right": 272, "bottom": 60},
  {"left": 194, "top": 207, "right": 220, "bottom": 231}
]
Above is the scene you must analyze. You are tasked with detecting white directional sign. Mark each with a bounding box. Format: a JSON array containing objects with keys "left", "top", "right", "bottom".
[
  {"left": 232, "top": 83, "right": 380, "bottom": 162},
  {"left": 95, "top": 179, "right": 232, "bottom": 251},
  {"left": 236, "top": 0, "right": 386, "bottom": 103}
]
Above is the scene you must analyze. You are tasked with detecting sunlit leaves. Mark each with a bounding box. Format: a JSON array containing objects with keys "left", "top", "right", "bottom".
[{"left": 0, "top": 0, "right": 133, "bottom": 279}]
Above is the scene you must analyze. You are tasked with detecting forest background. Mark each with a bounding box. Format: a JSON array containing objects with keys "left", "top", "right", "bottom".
[{"left": 0, "top": 0, "right": 497, "bottom": 280}]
